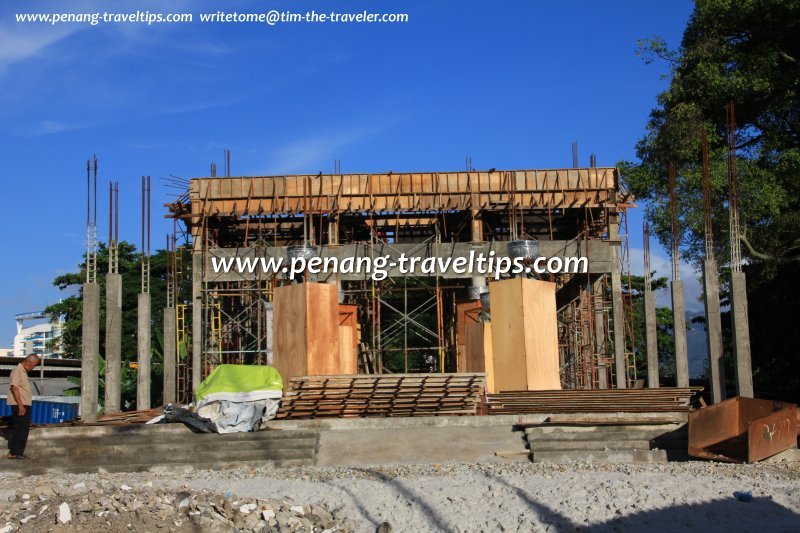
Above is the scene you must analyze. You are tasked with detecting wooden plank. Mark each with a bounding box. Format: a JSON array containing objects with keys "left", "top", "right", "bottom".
[
  {"left": 273, "top": 283, "right": 309, "bottom": 386},
  {"left": 465, "top": 322, "right": 494, "bottom": 393},
  {"left": 521, "top": 279, "right": 560, "bottom": 390},
  {"left": 338, "top": 325, "right": 358, "bottom": 375},
  {"left": 273, "top": 283, "right": 341, "bottom": 385},
  {"left": 304, "top": 283, "right": 340, "bottom": 376},
  {"left": 489, "top": 278, "right": 530, "bottom": 391}
]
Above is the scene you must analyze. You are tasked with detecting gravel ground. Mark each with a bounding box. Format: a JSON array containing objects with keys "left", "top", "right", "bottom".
[{"left": 0, "top": 460, "right": 798, "bottom": 532}]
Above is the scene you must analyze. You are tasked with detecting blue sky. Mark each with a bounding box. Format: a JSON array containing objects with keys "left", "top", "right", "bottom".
[{"left": 0, "top": 0, "right": 699, "bottom": 347}]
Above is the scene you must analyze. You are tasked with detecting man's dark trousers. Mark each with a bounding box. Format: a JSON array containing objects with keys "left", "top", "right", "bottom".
[{"left": 9, "top": 405, "right": 31, "bottom": 457}]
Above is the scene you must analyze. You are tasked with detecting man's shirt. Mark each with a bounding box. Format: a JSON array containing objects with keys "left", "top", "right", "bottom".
[{"left": 8, "top": 363, "right": 32, "bottom": 406}]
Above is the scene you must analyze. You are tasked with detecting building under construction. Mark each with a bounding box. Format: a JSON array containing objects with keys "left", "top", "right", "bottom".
[{"left": 166, "top": 166, "right": 639, "bottom": 400}]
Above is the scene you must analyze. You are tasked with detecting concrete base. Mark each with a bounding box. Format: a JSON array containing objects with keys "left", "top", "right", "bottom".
[
  {"left": 316, "top": 426, "right": 527, "bottom": 467},
  {"left": 105, "top": 273, "right": 122, "bottom": 413},
  {"left": 163, "top": 307, "right": 177, "bottom": 405},
  {"left": 644, "top": 290, "right": 659, "bottom": 388},
  {"left": 730, "top": 272, "right": 754, "bottom": 397},
  {"left": 137, "top": 292, "right": 151, "bottom": 410},
  {"left": 80, "top": 282, "right": 100, "bottom": 423},
  {"left": 671, "top": 280, "right": 689, "bottom": 388},
  {"left": 532, "top": 450, "right": 667, "bottom": 463},
  {"left": 702, "top": 260, "right": 725, "bottom": 403}
]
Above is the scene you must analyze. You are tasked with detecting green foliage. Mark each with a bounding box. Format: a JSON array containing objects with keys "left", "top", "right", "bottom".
[{"left": 622, "top": 0, "right": 800, "bottom": 400}]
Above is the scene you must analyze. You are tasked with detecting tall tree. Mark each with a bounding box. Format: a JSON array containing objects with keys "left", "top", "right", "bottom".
[{"left": 621, "top": 0, "right": 800, "bottom": 400}]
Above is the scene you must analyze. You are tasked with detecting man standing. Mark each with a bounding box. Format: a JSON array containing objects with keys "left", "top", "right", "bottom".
[{"left": 7, "top": 355, "right": 40, "bottom": 459}]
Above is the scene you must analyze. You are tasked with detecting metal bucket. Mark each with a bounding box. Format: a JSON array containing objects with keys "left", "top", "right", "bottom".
[
  {"left": 507, "top": 239, "right": 539, "bottom": 260},
  {"left": 286, "top": 244, "right": 318, "bottom": 261},
  {"left": 467, "top": 285, "right": 488, "bottom": 301}
]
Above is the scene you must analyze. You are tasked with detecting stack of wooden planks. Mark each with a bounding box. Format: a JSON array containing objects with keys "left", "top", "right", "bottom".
[
  {"left": 486, "top": 387, "right": 703, "bottom": 415},
  {"left": 277, "top": 373, "right": 486, "bottom": 419}
]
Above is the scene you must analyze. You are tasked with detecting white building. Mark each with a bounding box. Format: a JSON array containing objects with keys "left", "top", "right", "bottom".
[{"left": 13, "top": 312, "right": 63, "bottom": 359}]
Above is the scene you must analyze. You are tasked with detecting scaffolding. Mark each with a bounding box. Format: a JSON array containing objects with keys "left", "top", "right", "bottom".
[{"left": 166, "top": 167, "right": 633, "bottom": 390}]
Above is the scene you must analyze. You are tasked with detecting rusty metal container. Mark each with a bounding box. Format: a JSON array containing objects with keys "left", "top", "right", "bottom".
[{"left": 688, "top": 397, "right": 797, "bottom": 463}]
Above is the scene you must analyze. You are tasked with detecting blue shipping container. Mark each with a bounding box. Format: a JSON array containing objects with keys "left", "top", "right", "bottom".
[{"left": 0, "top": 398, "right": 78, "bottom": 424}]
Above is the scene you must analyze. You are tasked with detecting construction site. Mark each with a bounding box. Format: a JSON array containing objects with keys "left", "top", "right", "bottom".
[
  {"left": 1, "top": 0, "right": 799, "bottom": 526},
  {"left": 0, "top": 128, "right": 798, "bottom": 532}
]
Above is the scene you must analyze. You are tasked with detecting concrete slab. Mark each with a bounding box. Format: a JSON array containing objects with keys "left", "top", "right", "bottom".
[{"left": 316, "top": 425, "right": 527, "bottom": 467}]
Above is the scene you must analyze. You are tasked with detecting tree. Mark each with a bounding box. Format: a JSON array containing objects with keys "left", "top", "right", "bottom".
[
  {"left": 45, "top": 242, "right": 190, "bottom": 409},
  {"left": 621, "top": 0, "right": 800, "bottom": 400}
]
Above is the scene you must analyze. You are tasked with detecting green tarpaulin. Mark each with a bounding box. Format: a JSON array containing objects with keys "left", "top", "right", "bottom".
[{"left": 194, "top": 364, "right": 283, "bottom": 403}]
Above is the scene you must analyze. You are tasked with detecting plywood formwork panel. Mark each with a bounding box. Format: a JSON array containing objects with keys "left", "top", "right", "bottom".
[
  {"left": 273, "top": 282, "right": 341, "bottom": 386},
  {"left": 489, "top": 278, "right": 561, "bottom": 392},
  {"left": 465, "top": 322, "right": 494, "bottom": 393},
  {"left": 338, "top": 325, "right": 359, "bottom": 375}
]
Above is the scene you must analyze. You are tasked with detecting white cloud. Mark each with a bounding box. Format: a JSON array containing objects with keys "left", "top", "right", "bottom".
[
  {"left": 0, "top": 24, "right": 80, "bottom": 74},
  {"left": 264, "top": 127, "right": 378, "bottom": 175}
]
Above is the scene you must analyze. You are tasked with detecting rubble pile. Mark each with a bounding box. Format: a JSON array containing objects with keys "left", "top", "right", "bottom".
[{"left": 0, "top": 482, "right": 353, "bottom": 532}]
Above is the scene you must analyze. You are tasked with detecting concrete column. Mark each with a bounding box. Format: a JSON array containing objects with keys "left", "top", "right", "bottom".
[
  {"left": 264, "top": 302, "right": 274, "bottom": 366},
  {"left": 81, "top": 282, "right": 100, "bottom": 422},
  {"left": 644, "top": 290, "right": 659, "bottom": 388},
  {"left": 104, "top": 273, "right": 122, "bottom": 413},
  {"left": 162, "top": 307, "right": 176, "bottom": 405},
  {"left": 609, "top": 246, "right": 627, "bottom": 389},
  {"left": 593, "top": 279, "right": 608, "bottom": 389},
  {"left": 136, "top": 293, "right": 151, "bottom": 410},
  {"left": 702, "top": 259, "right": 725, "bottom": 402},
  {"left": 730, "top": 271, "right": 754, "bottom": 397},
  {"left": 671, "top": 280, "right": 689, "bottom": 388},
  {"left": 191, "top": 245, "right": 203, "bottom": 391}
]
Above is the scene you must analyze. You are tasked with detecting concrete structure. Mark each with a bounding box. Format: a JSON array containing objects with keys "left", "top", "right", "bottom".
[
  {"left": 671, "top": 280, "right": 689, "bottom": 388},
  {"left": 80, "top": 282, "right": 100, "bottom": 423},
  {"left": 162, "top": 307, "right": 176, "bottom": 405},
  {"left": 702, "top": 259, "right": 725, "bottom": 403},
  {"left": 644, "top": 290, "right": 659, "bottom": 388},
  {"left": 13, "top": 312, "right": 63, "bottom": 359},
  {"left": 609, "top": 243, "right": 627, "bottom": 389},
  {"left": 104, "top": 273, "right": 122, "bottom": 413},
  {"left": 730, "top": 271, "right": 754, "bottom": 397},
  {"left": 136, "top": 293, "right": 151, "bottom": 409}
]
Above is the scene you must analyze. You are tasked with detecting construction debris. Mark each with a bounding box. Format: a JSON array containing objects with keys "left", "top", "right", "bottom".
[
  {"left": 486, "top": 387, "right": 702, "bottom": 414},
  {"left": 277, "top": 373, "right": 486, "bottom": 419},
  {"left": 0, "top": 485, "right": 351, "bottom": 532}
]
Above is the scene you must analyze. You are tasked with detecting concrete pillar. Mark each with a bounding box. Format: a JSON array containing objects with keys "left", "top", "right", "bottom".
[
  {"left": 730, "top": 271, "right": 754, "bottom": 397},
  {"left": 80, "top": 282, "right": 100, "bottom": 422},
  {"left": 264, "top": 302, "right": 274, "bottom": 366},
  {"left": 191, "top": 244, "right": 203, "bottom": 391},
  {"left": 136, "top": 293, "right": 151, "bottom": 410},
  {"left": 104, "top": 273, "right": 122, "bottom": 413},
  {"left": 609, "top": 243, "right": 627, "bottom": 388},
  {"left": 162, "top": 307, "right": 176, "bottom": 405},
  {"left": 702, "top": 259, "right": 725, "bottom": 402},
  {"left": 593, "top": 279, "right": 608, "bottom": 389},
  {"left": 644, "top": 290, "right": 659, "bottom": 388},
  {"left": 671, "top": 280, "right": 689, "bottom": 388}
]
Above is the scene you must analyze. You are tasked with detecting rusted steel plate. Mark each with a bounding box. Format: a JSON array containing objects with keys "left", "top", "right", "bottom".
[{"left": 748, "top": 405, "right": 798, "bottom": 463}]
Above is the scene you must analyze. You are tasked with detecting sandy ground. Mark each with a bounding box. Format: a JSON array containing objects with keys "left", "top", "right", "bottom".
[{"left": 0, "top": 460, "right": 799, "bottom": 532}]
